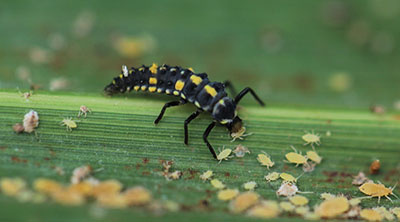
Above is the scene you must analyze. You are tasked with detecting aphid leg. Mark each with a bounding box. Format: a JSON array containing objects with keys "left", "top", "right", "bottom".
[
  {"left": 234, "top": 87, "right": 265, "bottom": 106},
  {"left": 223, "top": 80, "right": 237, "bottom": 97},
  {"left": 203, "top": 122, "right": 217, "bottom": 159},
  {"left": 385, "top": 195, "right": 393, "bottom": 202},
  {"left": 154, "top": 100, "right": 185, "bottom": 124},
  {"left": 378, "top": 196, "right": 381, "bottom": 204},
  {"left": 184, "top": 110, "right": 201, "bottom": 145}
]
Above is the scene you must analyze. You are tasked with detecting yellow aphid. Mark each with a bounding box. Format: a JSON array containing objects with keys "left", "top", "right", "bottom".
[
  {"left": 265, "top": 172, "right": 280, "bottom": 182},
  {"left": 247, "top": 201, "right": 280, "bottom": 219},
  {"left": 280, "top": 173, "right": 297, "bottom": 183},
  {"left": 390, "top": 207, "right": 400, "bottom": 219},
  {"left": 243, "top": 181, "right": 257, "bottom": 190},
  {"left": 303, "top": 212, "right": 320, "bottom": 220},
  {"left": 0, "top": 178, "right": 26, "bottom": 196},
  {"left": 302, "top": 130, "right": 321, "bottom": 147},
  {"left": 61, "top": 117, "right": 78, "bottom": 131},
  {"left": 289, "top": 195, "right": 309, "bottom": 206},
  {"left": 51, "top": 190, "right": 85, "bottom": 206},
  {"left": 199, "top": 170, "right": 213, "bottom": 181},
  {"left": 210, "top": 179, "right": 225, "bottom": 189},
  {"left": 276, "top": 182, "right": 299, "bottom": 197},
  {"left": 97, "top": 194, "right": 127, "bottom": 208},
  {"left": 229, "top": 191, "right": 260, "bottom": 213},
  {"left": 320, "top": 192, "right": 336, "bottom": 200},
  {"left": 295, "top": 206, "right": 310, "bottom": 216},
  {"left": 279, "top": 201, "right": 295, "bottom": 212},
  {"left": 360, "top": 209, "right": 383, "bottom": 221},
  {"left": 315, "top": 197, "right": 349, "bottom": 218},
  {"left": 257, "top": 153, "right": 274, "bottom": 169},
  {"left": 285, "top": 146, "right": 307, "bottom": 166},
  {"left": 349, "top": 198, "right": 361, "bottom": 206},
  {"left": 123, "top": 186, "right": 152, "bottom": 206},
  {"left": 306, "top": 150, "right": 322, "bottom": 164},
  {"left": 374, "top": 207, "right": 395, "bottom": 221},
  {"left": 217, "top": 148, "right": 232, "bottom": 163},
  {"left": 230, "top": 126, "right": 251, "bottom": 141},
  {"left": 90, "top": 180, "right": 123, "bottom": 197},
  {"left": 217, "top": 189, "right": 239, "bottom": 201},
  {"left": 359, "top": 182, "right": 397, "bottom": 203},
  {"left": 34, "top": 178, "right": 63, "bottom": 194},
  {"left": 68, "top": 181, "right": 94, "bottom": 197}
]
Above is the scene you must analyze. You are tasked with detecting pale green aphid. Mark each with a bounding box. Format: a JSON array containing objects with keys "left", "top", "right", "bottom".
[
  {"left": 61, "top": 117, "right": 78, "bottom": 131},
  {"left": 217, "top": 148, "right": 232, "bottom": 163},
  {"left": 285, "top": 145, "right": 308, "bottom": 167},
  {"left": 302, "top": 130, "right": 321, "bottom": 147}
]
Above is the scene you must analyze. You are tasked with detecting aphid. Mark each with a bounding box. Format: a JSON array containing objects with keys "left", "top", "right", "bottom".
[
  {"left": 104, "top": 64, "right": 265, "bottom": 160},
  {"left": 352, "top": 172, "right": 370, "bottom": 185},
  {"left": 90, "top": 180, "right": 123, "bottom": 197},
  {"left": 230, "top": 127, "right": 252, "bottom": 142},
  {"left": 320, "top": 192, "right": 336, "bottom": 200},
  {"left": 369, "top": 159, "right": 380, "bottom": 174},
  {"left": 302, "top": 130, "right": 321, "bottom": 147},
  {"left": 257, "top": 152, "right": 274, "bottom": 169},
  {"left": 285, "top": 146, "right": 307, "bottom": 167},
  {"left": 124, "top": 186, "right": 152, "bottom": 206},
  {"left": 326, "top": 130, "right": 331, "bottom": 137},
  {"left": 61, "top": 117, "right": 78, "bottom": 131},
  {"left": 229, "top": 191, "right": 260, "bottom": 213},
  {"left": 374, "top": 207, "right": 395, "bottom": 221},
  {"left": 289, "top": 195, "right": 309, "bottom": 206},
  {"left": 359, "top": 181, "right": 398, "bottom": 203},
  {"left": 97, "top": 194, "right": 127, "bottom": 208},
  {"left": 276, "top": 182, "right": 298, "bottom": 197},
  {"left": 280, "top": 173, "right": 299, "bottom": 183},
  {"left": 199, "top": 170, "right": 213, "bottom": 181},
  {"left": 77, "top": 105, "right": 92, "bottom": 118},
  {"left": 247, "top": 201, "right": 280, "bottom": 219},
  {"left": 315, "top": 197, "right": 349, "bottom": 218},
  {"left": 217, "top": 189, "right": 239, "bottom": 201},
  {"left": 360, "top": 209, "right": 383, "bottom": 221},
  {"left": 243, "top": 181, "right": 257, "bottom": 190},
  {"left": 232, "top": 144, "right": 250, "bottom": 158},
  {"left": 23, "top": 110, "right": 39, "bottom": 133},
  {"left": 52, "top": 190, "right": 85, "bottom": 206},
  {"left": 390, "top": 207, "right": 400, "bottom": 219},
  {"left": 217, "top": 148, "right": 232, "bottom": 163},
  {"left": 34, "top": 178, "right": 63, "bottom": 194},
  {"left": 71, "top": 165, "right": 92, "bottom": 184},
  {"left": 306, "top": 149, "right": 322, "bottom": 164},
  {"left": 294, "top": 206, "right": 310, "bottom": 216},
  {"left": 12, "top": 123, "right": 25, "bottom": 133},
  {"left": 0, "top": 178, "right": 27, "bottom": 196},
  {"left": 210, "top": 179, "right": 225, "bottom": 189},
  {"left": 279, "top": 201, "right": 295, "bottom": 212},
  {"left": 264, "top": 172, "right": 280, "bottom": 182}
]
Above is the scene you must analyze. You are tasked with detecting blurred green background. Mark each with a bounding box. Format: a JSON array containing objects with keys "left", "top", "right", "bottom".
[{"left": 1, "top": 0, "right": 399, "bottom": 108}]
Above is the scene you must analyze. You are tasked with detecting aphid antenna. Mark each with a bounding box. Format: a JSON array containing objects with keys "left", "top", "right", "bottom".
[
  {"left": 93, "top": 167, "right": 104, "bottom": 173},
  {"left": 296, "top": 172, "right": 305, "bottom": 180},
  {"left": 298, "top": 191, "right": 313, "bottom": 195},
  {"left": 385, "top": 195, "right": 393, "bottom": 203},
  {"left": 260, "top": 150, "right": 270, "bottom": 156}
]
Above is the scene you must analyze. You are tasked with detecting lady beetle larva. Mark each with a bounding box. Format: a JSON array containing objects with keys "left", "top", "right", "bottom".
[
  {"left": 61, "top": 118, "right": 78, "bottom": 131},
  {"left": 104, "top": 64, "right": 265, "bottom": 159}
]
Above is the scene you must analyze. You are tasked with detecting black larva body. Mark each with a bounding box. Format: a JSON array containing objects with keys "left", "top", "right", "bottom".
[{"left": 104, "top": 64, "right": 265, "bottom": 159}]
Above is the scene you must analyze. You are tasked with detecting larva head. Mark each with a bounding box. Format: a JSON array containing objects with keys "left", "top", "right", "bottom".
[
  {"left": 104, "top": 65, "right": 129, "bottom": 95},
  {"left": 212, "top": 97, "right": 243, "bottom": 134}
]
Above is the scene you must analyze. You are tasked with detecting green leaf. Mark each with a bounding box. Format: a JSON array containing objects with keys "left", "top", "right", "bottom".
[{"left": 0, "top": 90, "right": 399, "bottom": 222}]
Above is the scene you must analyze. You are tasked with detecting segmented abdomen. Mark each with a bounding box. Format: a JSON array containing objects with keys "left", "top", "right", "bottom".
[{"left": 107, "top": 64, "right": 228, "bottom": 112}]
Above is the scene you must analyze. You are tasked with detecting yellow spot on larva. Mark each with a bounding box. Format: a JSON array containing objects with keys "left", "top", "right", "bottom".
[
  {"left": 181, "top": 94, "right": 186, "bottom": 99},
  {"left": 188, "top": 67, "right": 194, "bottom": 72},
  {"left": 190, "top": 75, "right": 202, "bottom": 85},
  {"left": 134, "top": 86, "right": 140, "bottom": 91},
  {"left": 194, "top": 101, "right": 201, "bottom": 108},
  {"left": 139, "top": 67, "right": 144, "bottom": 72},
  {"left": 141, "top": 86, "right": 147, "bottom": 91},
  {"left": 219, "top": 99, "right": 225, "bottom": 105},
  {"left": 119, "top": 74, "right": 123, "bottom": 79},
  {"left": 204, "top": 85, "right": 217, "bottom": 97},
  {"left": 173, "top": 91, "right": 179, "bottom": 96},
  {"left": 360, "top": 209, "right": 383, "bottom": 221},
  {"left": 149, "top": 63, "right": 158, "bottom": 74},
  {"left": 149, "top": 77, "right": 157, "bottom": 85},
  {"left": 218, "top": 189, "right": 239, "bottom": 201},
  {"left": 157, "top": 88, "right": 162, "bottom": 93},
  {"left": 148, "top": 87, "right": 156, "bottom": 92},
  {"left": 210, "top": 179, "right": 225, "bottom": 189},
  {"left": 165, "top": 89, "right": 171, "bottom": 94},
  {"left": 175, "top": 80, "right": 185, "bottom": 91},
  {"left": 112, "top": 80, "right": 116, "bottom": 84}
]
